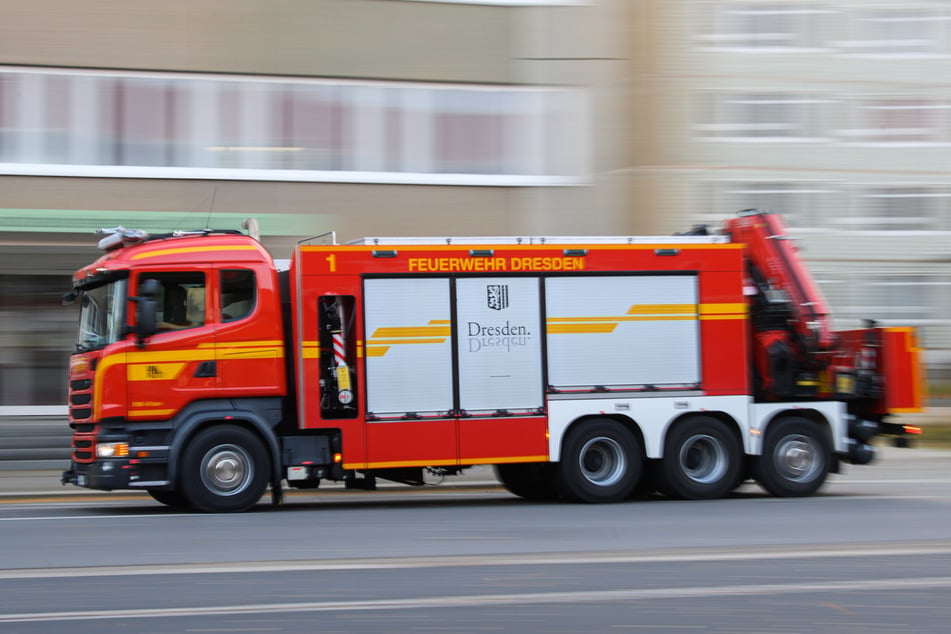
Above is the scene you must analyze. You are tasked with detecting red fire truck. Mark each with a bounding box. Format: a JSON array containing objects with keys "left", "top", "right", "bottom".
[{"left": 61, "top": 211, "right": 923, "bottom": 512}]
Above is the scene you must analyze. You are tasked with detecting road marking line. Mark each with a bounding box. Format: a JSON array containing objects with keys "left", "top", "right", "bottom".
[
  {"left": 0, "top": 513, "right": 193, "bottom": 522},
  {"left": 2, "top": 542, "right": 951, "bottom": 580},
  {"left": 4, "top": 576, "right": 951, "bottom": 622}
]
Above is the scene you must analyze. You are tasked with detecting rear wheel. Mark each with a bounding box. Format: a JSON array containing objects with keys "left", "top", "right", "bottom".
[
  {"left": 180, "top": 426, "right": 270, "bottom": 513},
  {"left": 660, "top": 416, "right": 741, "bottom": 500},
  {"left": 556, "top": 418, "right": 641, "bottom": 503},
  {"left": 494, "top": 463, "right": 559, "bottom": 500},
  {"left": 754, "top": 416, "right": 831, "bottom": 497}
]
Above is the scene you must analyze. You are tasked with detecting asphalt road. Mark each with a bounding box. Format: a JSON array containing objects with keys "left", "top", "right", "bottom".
[{"left": 1, "top": 445, "right": 951, "bottom": 632}]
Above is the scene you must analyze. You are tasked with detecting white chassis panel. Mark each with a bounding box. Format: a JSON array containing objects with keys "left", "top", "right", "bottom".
[{"left": 547, "top": 395, "right": 848, "bottom": 461}]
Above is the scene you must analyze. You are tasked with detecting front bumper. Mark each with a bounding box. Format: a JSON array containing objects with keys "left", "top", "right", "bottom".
[{"left": 61, "top": 460, "right": 134, "bottom": 491}]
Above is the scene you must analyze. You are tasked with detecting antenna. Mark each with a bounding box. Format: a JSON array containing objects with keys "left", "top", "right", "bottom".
[{"left": 205, "top": 187, "right": 218, "bottom": 229}]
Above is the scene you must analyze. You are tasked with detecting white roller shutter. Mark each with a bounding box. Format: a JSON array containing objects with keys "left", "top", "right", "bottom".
[
  {"left": 364, "top": 278, "right": 453, "bottom": 416},
  {"left": 546, "top": 275, "right": 700, "bottom": 389}
]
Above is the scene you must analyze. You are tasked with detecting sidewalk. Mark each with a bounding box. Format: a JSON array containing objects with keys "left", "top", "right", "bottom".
[{"left": 0, "top": 465, "right": 503, "bottom": 499}]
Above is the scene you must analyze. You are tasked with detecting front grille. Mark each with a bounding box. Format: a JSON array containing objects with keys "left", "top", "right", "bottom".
[
  {"left": 70, "top": 407, "right": 92, "bottom": 420},
  {"left": 69, "top": 355, "right": 97, "bottom": 462},
  {"left": 73, "top": 439, "right": 94, "bottom": 462}
]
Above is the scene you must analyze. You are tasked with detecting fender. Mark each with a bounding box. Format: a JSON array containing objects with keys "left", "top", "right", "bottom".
[{"left": 165, "top": 398, "right": 285, "bottom": 504}]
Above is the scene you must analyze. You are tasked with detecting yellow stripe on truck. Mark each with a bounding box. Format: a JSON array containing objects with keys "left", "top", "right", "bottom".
[
  {"left": 130, "top": 245, "right": 260, "bottom": 260},
  {"left": 698, "top": 303, "right": 747, "bottom": 320},
  {"left": 372, "top": 326, "right": 451, "bottom": 338},
  {"left": 546, "top": 323, "right": 618, "bottom": 334}
]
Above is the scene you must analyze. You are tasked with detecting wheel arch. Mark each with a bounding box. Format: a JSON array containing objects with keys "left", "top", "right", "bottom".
[
  {"left": 660, "top": 411, "right": 744, "bottom": 456},
  {"left": 167, "top": 406, "right": 282, "bottom": 498},
  {"left": 758, "top": 408, "right": 833, "bottom": 451},
  {"left": 555, "top": 414, "right": 645, "bottom": 463}
]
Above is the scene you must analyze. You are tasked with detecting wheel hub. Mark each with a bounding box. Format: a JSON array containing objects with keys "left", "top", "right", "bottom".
[
  {"left": 578, "top": 437, "right": 626, "bottom": 486},
  {"left": 680, "top": 434, "right": 728, "bottom": 484},
  {"left": 201, "top": 445, "right": 252, "bottom": 495},
  {"left": 775, "top": 435, "right": 821, "bottom": 482}
]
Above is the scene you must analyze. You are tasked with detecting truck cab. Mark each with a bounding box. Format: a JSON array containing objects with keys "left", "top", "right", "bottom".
[{"left": 63, "top": 228, "right": 286, "bottom": 501}]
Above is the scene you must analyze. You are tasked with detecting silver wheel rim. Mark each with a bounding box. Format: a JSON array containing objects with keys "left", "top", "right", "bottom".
[
  {"left": 774, "top": 434, "right": 822, "bottom": 483},
  {"left": 578, "top": 436, "right": 626, "bottom": 487},
  {"left": 680, "top": 433, "right": 728, "bottom": 484},
  {"left": 200, "top": 443, "right": 253, "bottom": 496}
]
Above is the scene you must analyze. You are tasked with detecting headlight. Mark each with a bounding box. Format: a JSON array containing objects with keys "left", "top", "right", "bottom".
[{"left": 96, "top": 442, "right": 129, "bottom": 458}]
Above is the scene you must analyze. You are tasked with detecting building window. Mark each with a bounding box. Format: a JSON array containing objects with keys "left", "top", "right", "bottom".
[
  {"left": 817, "top": 272, "right": 950, "bottom": 353},
  {"left": 696, "top": 2, "right": 830, "bottom": 51},
  {"left": 841, "top": 98, "right": 951, "bottom": 145},
  {"left": 707, "top": 182, "right": 826, "bottom": 228},
  {"left": 858, "top": 276, "right": 933, "bottom": 324},
  {"left": 0, "top": 67, "right": 585, "bottom": 185},
  {"left": 696, "top": 92, "right": 827, "bottom": 141},
  {"left": 841, "top": 8, "right": 951, "bottom": 58},
  {"left": 850, "top": 187, "right": 949, "bottom": 231}
]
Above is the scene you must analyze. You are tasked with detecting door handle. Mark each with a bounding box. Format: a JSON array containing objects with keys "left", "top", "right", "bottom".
[{"left": 194, "top": 360, "right": 217, "bottom": 378}]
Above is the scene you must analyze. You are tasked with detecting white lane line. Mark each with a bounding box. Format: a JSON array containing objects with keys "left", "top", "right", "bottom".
[
  {"left": 830, "top": 479, "right": 951, "bottom": 485},
  {"left": 3, "top": 542, "right": 951, "bottom": 580},
  {"left": 4, "top": 575, "right": 951, "bottom": 623},
  {"left": 0, "top": 513, "right": 193, "bottom": 521}
]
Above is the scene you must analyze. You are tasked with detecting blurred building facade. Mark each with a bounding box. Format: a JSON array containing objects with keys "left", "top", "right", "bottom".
[
  {"left": 1, "top": 0, "right": 948, "bottom": 406},
  {"left": 675, "top": 0, "right": 951, "bottom": 382}
]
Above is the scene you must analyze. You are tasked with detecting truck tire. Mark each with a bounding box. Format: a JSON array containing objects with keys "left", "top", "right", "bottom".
[
  {"left": 494, "top": 463, "right": 559, "bottom": 501},
  {"left": 660, "top": 415, "right": 741, "bottom": 500},
  {"left": 180, "top": 426, "right": 270, "bottom": 513},
  {"left": 753, "top": 416, "right": 830, "bottom": 497},
  {"left": 556, "top": 418, "right": 640, "bottom": 503},
  {"left": 148, "top": 489, "right": 191, "bottom": 510}
]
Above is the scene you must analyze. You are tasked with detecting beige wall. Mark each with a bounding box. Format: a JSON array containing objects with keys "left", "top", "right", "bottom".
[{"left": 1, "top": 0, "right": 517, "bottom": 83}]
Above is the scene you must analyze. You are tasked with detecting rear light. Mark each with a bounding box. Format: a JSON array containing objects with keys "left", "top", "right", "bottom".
[{"left": 903, "top": 425, "right": 922, "bottom": 436}]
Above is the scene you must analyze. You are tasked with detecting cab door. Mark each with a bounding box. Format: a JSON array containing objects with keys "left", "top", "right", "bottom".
[
  {"left": 126, "top": 269, "right": 215, "bottom": 421},
  {"left": 213, "top": 266, "right": 286, "bottom": 397}
]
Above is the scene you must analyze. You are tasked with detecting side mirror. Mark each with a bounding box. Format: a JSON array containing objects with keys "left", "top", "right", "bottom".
[{"left": 130, "top": 279, "right": 160, "bottom": 345}]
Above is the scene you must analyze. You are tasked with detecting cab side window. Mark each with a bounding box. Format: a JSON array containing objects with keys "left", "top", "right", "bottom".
[
  {"left": 140, "top": 272, "right": 206, "bottom": 332},
  {"left": 220, "top": 270, "right": 256, "bottom": 323}
]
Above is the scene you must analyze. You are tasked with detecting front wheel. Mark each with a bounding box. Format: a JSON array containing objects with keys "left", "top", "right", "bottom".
[
  {"left": 753, "top": 416, "right": 831, "bottom": 497},
  {"left": 180, "top": 426, "right": 271, "bottom": 513},
  {"left": 556, "top": 418, "right": 641, "bottom": 503}
]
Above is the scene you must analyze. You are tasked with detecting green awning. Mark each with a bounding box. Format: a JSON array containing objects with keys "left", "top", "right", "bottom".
[{"left": 0, "top": 209, "right": 333, "bottom": 236}]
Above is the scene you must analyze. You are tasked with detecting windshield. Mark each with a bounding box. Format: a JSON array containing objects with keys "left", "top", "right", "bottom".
[{"left": 76, "top": 279, "right": 128, "bottom": 352}]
